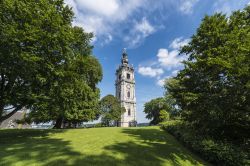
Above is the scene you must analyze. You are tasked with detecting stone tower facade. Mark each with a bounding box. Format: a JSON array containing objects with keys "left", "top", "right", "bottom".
[{"left": 115, "top": 49, "right": 137, "bottom": 127}]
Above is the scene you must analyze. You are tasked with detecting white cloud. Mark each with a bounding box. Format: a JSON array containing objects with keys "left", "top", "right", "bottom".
[
  {"left": 125, "top": 17, "right": 156, "bottom": 48},
  {"left": 156, "top": 37, "right": 189, "bottom": 68},
  {"left": 135, "top": 17, "right": 155, "bottom": 36},
  {"left": 157, "top": 75, "right": 173, "bottom": 87},
  {"left": 64, "top": 0, "right": 202, "bottom": 47},
  {"left": 213, "top": 1, "right": 231, "bottom": 14},
  {"left": 65, "top": 0, "right": 145, "bottom": 41},
  {"left": 157, "top": 49, "right": 184, "bottom": 68},
  {"left": 179, "top": 0, "right": 199, "bottom": 14},
  {"left": 64, "top": 0, "right": 197, "bottom": 45},
  {"left": 169, "top": 37, "right": 190, "bottom": 50},
  {"left": 156, "top": 69, "right": 179, "bottom": 87},
  {"left": 138, "top": 66, "right": 163, "bottom": 77},
  {"left": 157, "top": 78, "right": 165, "bottom": 87},
  {"left": 75, "top": 16, "right": 105, "bottom": 34},
  {"left": 213, "top": 0, "right": 249, "bottom": 15},
  {"left": 171, "top": 69, "right": 179, "bottom": 76},
  {"left": 138, "top": 37, "right": 187, "bottom": 85},
  {"left": 75, "top": 0, "right": 119, "bottom": 17},
  {"left": 101, "top": 34, "right": 113, "bottom": 46}
]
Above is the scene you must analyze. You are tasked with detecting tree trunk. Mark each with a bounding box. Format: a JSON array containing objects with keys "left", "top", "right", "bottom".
[
  {"left": 0, "top": 73, "right": 5, "bottom": 118},
  {"left": 73, "top": 122, "right": 77, "bottom": 128},
  {"left": 53, "top": 117, "right": 63, "bottom": 129}
]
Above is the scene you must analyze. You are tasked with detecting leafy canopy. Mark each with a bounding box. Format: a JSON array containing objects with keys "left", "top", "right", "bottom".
[
  {"left": 99, "top": 95, "right": 125, "bottom": 127},
  {"left": 0, "top": 0, "right": 102, "bottom": 127},
  {"left": 166, "top": 6, "right": 250, "bottom": 143},
  {"left": 144, "top": 97, "right": 177, "bottom": 125}
]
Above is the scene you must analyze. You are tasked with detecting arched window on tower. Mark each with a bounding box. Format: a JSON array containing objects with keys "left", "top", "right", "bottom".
[
  {"left": 127, "top": 91, "right": 130, "bottom": 98},
  {"left": 127, "top": 73, "right": 130, "bottom": 79},
  {"left": 128, "top": 109, "right": 131, "bottom": 116}
]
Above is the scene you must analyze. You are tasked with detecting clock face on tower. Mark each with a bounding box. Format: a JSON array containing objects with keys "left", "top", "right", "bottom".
[{"left": 126, "top": 84, "right": 131, "bottom": 89}]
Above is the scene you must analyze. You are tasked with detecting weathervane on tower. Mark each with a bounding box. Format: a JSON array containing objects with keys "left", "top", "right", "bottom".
[
  {"left": 123, "top": 48, "right": 127, "bottom": 54},
  {"left": 121, "top": 48, "right": 128, "bottom": 65}
]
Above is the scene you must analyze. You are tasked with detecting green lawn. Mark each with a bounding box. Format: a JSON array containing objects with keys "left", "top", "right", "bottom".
[{"left": 0, "top": 126, "right": 210, "bottom": 166}]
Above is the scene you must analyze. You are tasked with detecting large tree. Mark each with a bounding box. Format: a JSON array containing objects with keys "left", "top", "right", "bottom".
[
  {"left": 166, "top": 6, "right": 250, "bottom": 143},
  {"left": 0, "top": 0, "right": 102, "bottom": 127},
  {"left": 99, "top": 95, "right": 125, "bottom": 127},
  {"left": 144, "top": 97, "right": 177, "bottom": 125},
  {"left": 27, "top": 54, "right": 102, "bottom": 128}
]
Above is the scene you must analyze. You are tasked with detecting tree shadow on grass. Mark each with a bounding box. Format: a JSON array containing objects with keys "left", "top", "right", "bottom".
[
  {"left": 101, "top": 127, "right": 209, "bottom": 166},
  {"left": 0, "top": 129, "right": 122, "bottom": 166},
  {"left": 0, "top": 129, "right": 80, "bottom": 166},
  {"left": 0, "top": 128, "right": 209, "bottom": 166},
  {"left": 74, "top": 127, "right": 209, "bottom": 166}
]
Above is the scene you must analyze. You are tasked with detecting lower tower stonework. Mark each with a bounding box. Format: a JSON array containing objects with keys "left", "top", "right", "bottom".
[{"left": 115, "top": 49, "right": 137, "bottom": 127}]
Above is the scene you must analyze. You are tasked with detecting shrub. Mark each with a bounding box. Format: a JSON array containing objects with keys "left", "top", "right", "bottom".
[
  {"left": 161, "top": 121, "right": 249, "bottom": 166},
  {"left": 94, "top": 123, "right": 104, "bottom": 128}
]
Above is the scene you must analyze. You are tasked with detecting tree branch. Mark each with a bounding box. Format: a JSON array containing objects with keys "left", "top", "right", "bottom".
[
  {"left": 0, "top": 105, "right": 23, "bottom": 123},
  {"left": 4, "top": 106, "right": 15, "bottom": 111},
  {"left": 0, "top": 73, "right": 4, "bottom": 92},
  {"left": 0, "top": 73, "right": 5, "bottom": 116}
]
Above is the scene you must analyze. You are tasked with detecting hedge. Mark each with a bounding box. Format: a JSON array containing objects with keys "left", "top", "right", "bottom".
[{"left": 160, "top": 121, "right": 249, "bottom": 166}]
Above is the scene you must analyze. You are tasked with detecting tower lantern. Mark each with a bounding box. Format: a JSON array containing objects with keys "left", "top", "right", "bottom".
[{"left": 121, "top": 48, "right": 128, "bottom": 65}]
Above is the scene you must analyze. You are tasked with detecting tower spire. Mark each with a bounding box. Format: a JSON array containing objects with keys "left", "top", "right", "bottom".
[
  {"left": 121, "top": 48, "right": 128, "bottom": 65},
  {"left": 123, "top": 48, "right": 126, "bottom": 54}
]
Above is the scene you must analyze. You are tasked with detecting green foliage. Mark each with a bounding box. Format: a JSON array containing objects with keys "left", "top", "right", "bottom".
[
  {"left": 166, "top": 6, "right": 250, "bottom": 143},
  {"left": 159, "top": 110, "right": 170, "bottom": 122},
  {"left": 0, "top": 0, "right": 72, "bottom": 121},
  {"left": 93, "top": 123, "right": 104, "bottom": 128},
  {"left": 99, "top": 95, "right": 125, "bottom": 127},
  {"left": 163, "top": 7, "right": 250, "bottom": 165},
  {"left": 28, "top": 55, "right": 102, "bottom": 127},
  {"left": 144, "top": 97, "right": 178, "bottom": 125},
  {"left": 0, "top": 0, "right": 102, "bottom": 126},
  {"left": 159, "top": 119, "right": 182, "bottom": 127},
  {"left": 161, "top": 121, "right": 249, "bottom": 166}
]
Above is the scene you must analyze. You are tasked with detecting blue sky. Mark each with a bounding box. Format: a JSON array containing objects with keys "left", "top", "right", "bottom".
[{"left": 65, "top": 0, "right": 250, "bottom": 123}]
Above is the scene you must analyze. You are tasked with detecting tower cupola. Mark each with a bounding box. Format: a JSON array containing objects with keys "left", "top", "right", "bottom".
[{"left": 121, "top": 48, "right": 128, "bottom": 65}]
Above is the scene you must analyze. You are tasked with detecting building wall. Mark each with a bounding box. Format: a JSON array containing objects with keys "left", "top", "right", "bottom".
[
  {"left": 0, "top": 110, "right": 30, "bottom": 129},
  {"left": 116, "top": 64, "right": 136, "bottom": 127}
]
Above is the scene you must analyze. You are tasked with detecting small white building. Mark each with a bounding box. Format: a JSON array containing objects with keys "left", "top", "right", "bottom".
[{"left": 115, "top": 49, "right": 137, "bottom": 127}]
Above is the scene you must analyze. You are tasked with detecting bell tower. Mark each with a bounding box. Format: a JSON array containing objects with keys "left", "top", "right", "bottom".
[{"left": 115, "top": 49, "right": 137, "bottom": 127}]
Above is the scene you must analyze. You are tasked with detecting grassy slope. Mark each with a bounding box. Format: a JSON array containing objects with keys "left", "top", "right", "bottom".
[{"left": 0, "top": 126, "right": 210, "bottom": 166}]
